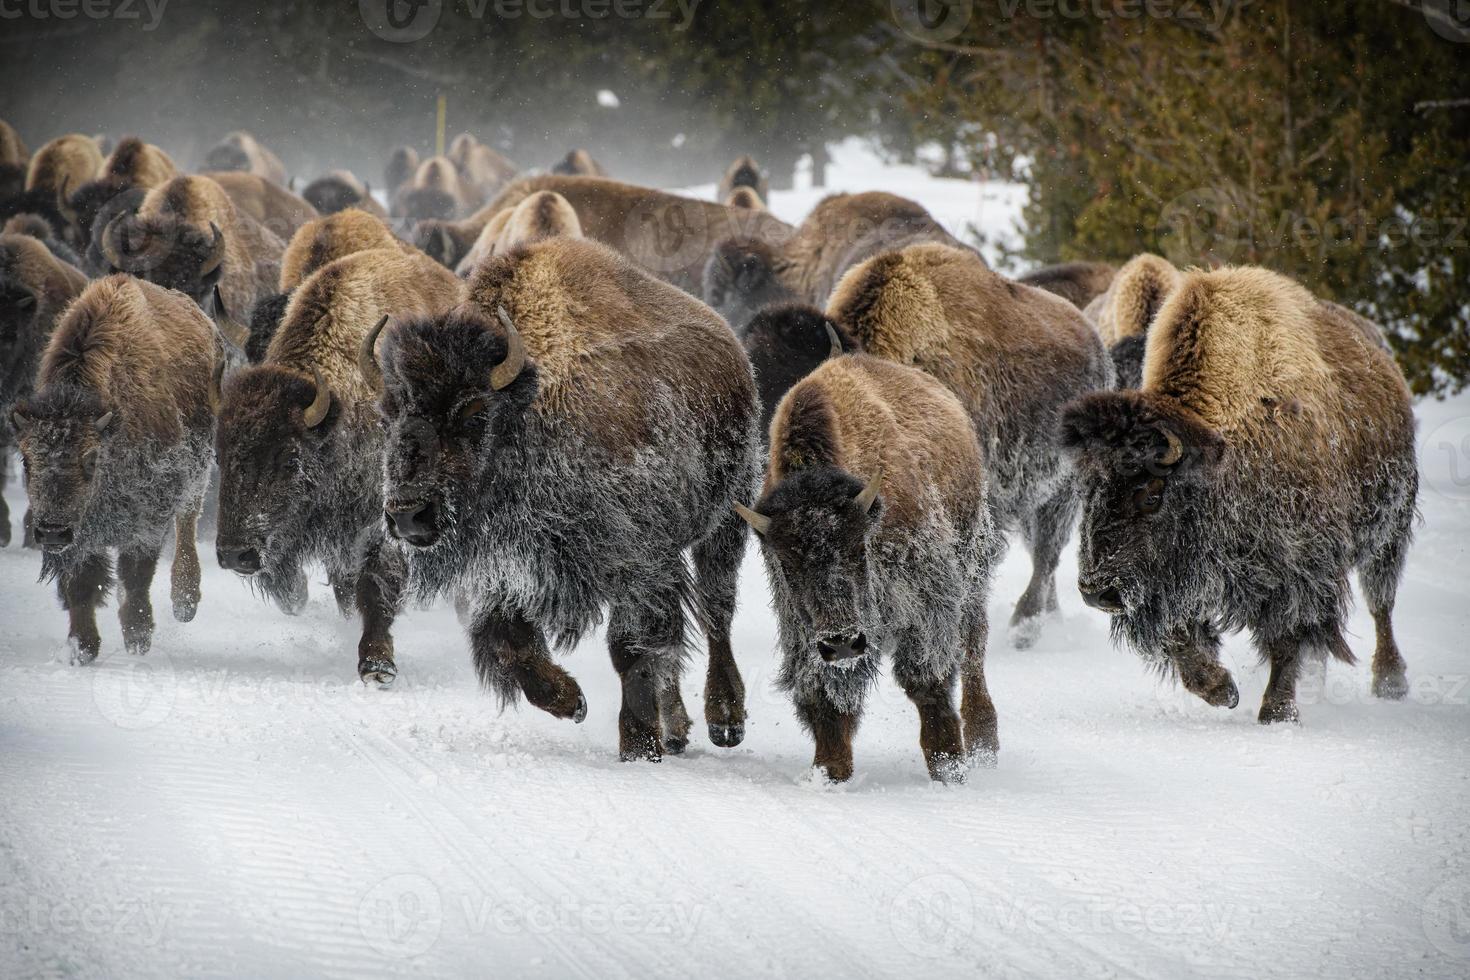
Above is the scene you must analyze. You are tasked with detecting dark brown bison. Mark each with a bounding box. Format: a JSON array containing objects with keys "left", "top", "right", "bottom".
[
  {"left": 383, "top": 146, "right": 420, "bottom": 203},
  {"left": 1019, "top": 260, "right": 1117, "bottom": 311},
  {"left": 452, "top": 190, "right": 582, "bottom": 277},
  {"left": 64, "top": 136, "right": 179, "bottom": 253},
  {"left": 702, "top": 191, "right": 973, "bottom": 333},
  {"left": 213, "top": 245, "right": 462, "bottom": 682},
  {"left": 550, "top": 149, "right": 606, "bottom": 177},
  {"left": 734, "top": 353, "right": 999, "bottom": 782},
  {"left": 203, "top": 131, "right": 288, "bottom": 185},
  {"left": 300, "top": 170, "right": 388, "bottom": 220},
  {"left": 0, "top": 119, "right": 29, "bottom": 199},
  {"left": 2, "top": 134, "right": 104, "bottom": 247},
  {"left": 1084, "top": 253, "right": 1182, "bottom": 389},
  {"left": 447, "top": 132, "right": 518, "bottom": 203},
  {"left": 821, "top": 243, "right": 1112, "bottom": 647},
  {"left": 0, "top": 234, "right": 87, "bottom": 546},
  {"left": 1062, "top": 266, "right": 1416, "bottom": 723},
  {"left": 372, "top": 236, "right": 760, "bottom": 760},
  {"left": 717, "top": 155, "right": 768, "bottom": 204},
  {"left": 10, "top": 275, "right": 216, "bottom": 663}
]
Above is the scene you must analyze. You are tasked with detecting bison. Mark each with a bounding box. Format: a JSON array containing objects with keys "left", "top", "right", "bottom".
[
  {"left": 3, "top": 134, "right": 104, "bottom": 247},
  {"left": 724, "top": 186, "right": 765, "bottom": 210},
  {"left": 371, "top": 236, "right": 760, "bottom": 760},
  {"left": 1018, "top": 260, "right": 1117, "bottom": 311},
  {"left": 10, "top": 275, "right": 216, "bottom": 663},
  {"left": 213, "top": 245, "right": 462, "bottom": 682},
  {"left": 204, "top": 171, "right": 318, "bottom": 242},
  {"left": 300, "top": 170, "right": 389, "bottom": 220},
  {"left": 99, "top": 174, "right": 286, "bottom": 346},
  {"left": 447, "top": 132, "right": 518, "bottom": 203},
  {"left": 733, "top": 352, "right": 999, "bottom": 783},
  {"left": 702, "top": 191, "right": 972, "bottom": 333},
  {"left": 383, "top": 146, "right": 420, "bottom": 203},
  {"left": 1084, "top": 253, "right": 1182, "bottom": 389},
  {"left": 203, "top": 131, "right": 288, "bottom": 185},
  {"left": 717, "top": 155, "right": 768, "bottom": 204},
  {"left": 1061, "top": 265, "right": 1416, "bottom": 723},
  {"left": 452, "top": 190, "right": 582, "bottom": 277},
  {"left": 550, "top": 149, "right": 606, "bottom": 177},
  {"left": 0, "top": 119, "right": 29, "bottom": 199},
  {"left": 65, "top": 136, "right": 179, "bottom": 253},
  {"left": 3, "top": 213, "right": 83, "bottom": 268},
  {"left": 816, "top": 243, "right": 1112, "bottom": 648},
  {"left": 393, "top": 155, "right": 482, "bottom": 224},
  {"left": 0, "top": 234, "right": 88, "bottom": 546}
]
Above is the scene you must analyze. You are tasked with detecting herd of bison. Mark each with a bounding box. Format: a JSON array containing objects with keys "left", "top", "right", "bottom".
[{"left": 0, "top": 125, "right": 1418, "bottom": 782}]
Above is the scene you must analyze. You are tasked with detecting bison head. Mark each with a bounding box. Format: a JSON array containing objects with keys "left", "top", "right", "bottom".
[
  {"left": 702, "top": 237, "right": 797, "bottom": 333},
  {"left": 66, "top": 177, "right": 135, "bottom": 251},
  {"left": 395, "top": 186, "right": 457, "bottom": 224},
  {"left": 736, "top": 466, "right": 884, "bottom": 663},
  {"left": 204, "top": 143, "right": 252, "bottom": 173},
  {"left": 302, "top": 175, "right": 366, "bottom": 216},
  {"left": 374, "top": 306, "right": 535, "bottom": 550},
  {"left": 411, "top": 219, "right": 464, "bottom": 269},
  {"left": 212, "top": 360, "right": 336, "bottom": 580},
  {"left": 100, "top": 212, "right": 227, "bottom": 307},
  {"left": 10, "top": 386, "right": 121, "bottom": 553},
  {"left": 1061, "top": 391, "right": 1227, "bottom": 647},
  {"left": 742, "top": 304, "right": 854, "bottom": 432}
]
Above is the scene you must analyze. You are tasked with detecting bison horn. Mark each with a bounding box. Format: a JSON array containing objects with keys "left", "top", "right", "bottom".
[
  {"left": 56, "top": 176, "right": 77, "bottom": 223},
  {"left": 210, "top": 285, "right": 250, "bottom": 350},
  {"left": 100, "top": 213, "right": 130, "bottom": 269},
  {"left": 435, "top": 226, "right": 454, "bottom": 264},
  {"left": 733, "top": 502, "right": 771, "bottom": 536},
  {"left": 15, "top": 291, "right": 35, "bottom": 310},
  {"left": 359, "top": 315, "right": 390, "bottom": 393},
  {"left": 1157, "top": 425, "right": 1184, "bottom": 466},
  {"left": 854, "top": 465, "right": 883, "bottom": 514},
  {"left": 208, "top": 357, "right": 226, "bottom": 414},
  {"left": 94, "top": 410, "right": 115, "bottom": 434},
  {"left": 825, "top": 322, "right": 844, "bottom": 360},
  {"left": 200, "top": 222, "right": 227, "bottom": 277},
  {"left": 303, "top": 365, "right": 331, "bottom": 428},
  {"left": 491, "top": 305, "right": 526, "bottom": 391}
]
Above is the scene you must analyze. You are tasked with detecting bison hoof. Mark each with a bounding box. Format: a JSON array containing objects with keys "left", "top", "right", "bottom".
[
  {"left": 173, "top": 599, "right": 198, "bottom": 623},
  {"left": 572, "top": 692, "right": 588, "bottom": 724},
  {"left": 1373, "top": 671, "right": 1409, "bottom": 701},
  {"left": 1006, "top": 614, "right": 1045, "bottom": 651},
  {"left": 663, "top": 733, "right": 689, "bottom": 755},
  {"left": 124, "top": 634, "right": 152, "bottom": 657},
  {"left": 708, "top": 721, "right": 745, "bottom": 748},
  {"left": 619, "top": 736, "right": 663, "bottom": 763},
  {"left": 68, "top": 636, "right": 100, "bottom": 667},
  {"left": 1258, "top": 699, "right": 1300, "bottom": 725},
  {"left": 359, "top": 657, "right": 398, "bottom": 688},
  {"left": 928, "top": 753, "right": 968, "bottom": 785},
  {"left": 0, "top": 522, "right": 9, "bottom": 548}
]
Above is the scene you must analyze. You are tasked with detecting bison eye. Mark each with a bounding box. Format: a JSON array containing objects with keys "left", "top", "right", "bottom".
[
  {"left": 1133, "top": 478, "right": 1165, "bottom": 515},
  {"left": 457, "top": 398, "right": 486, "bottom": 422}
]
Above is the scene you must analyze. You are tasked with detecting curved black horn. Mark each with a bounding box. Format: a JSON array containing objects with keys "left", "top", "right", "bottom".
[
  {"left": 302, "top": 365, "right": 331, "bottom": 428},
  {"left": 1157, "top": 425, "right": 1184, "bottom": 466},
  {"left": 490, "top": 305, "right": 526, "bottom": 391},
  {"left": 854, "top": 466, "right": 883, "bottom": 514},
  {"left": 200, "top": 222, "right": 227, "bottom": 277},
  {"left": 825, "top": 321, "right": 844, "bottom": 359},
  {"left": 359, "top": 315, "right": 389, "bottom": 392}
]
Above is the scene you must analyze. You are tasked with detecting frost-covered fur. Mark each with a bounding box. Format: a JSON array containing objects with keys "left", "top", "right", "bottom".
[
  {"left": 1062, "top": 265, "right": 1417, "bottom": 724},
  {"left": 749, "top": 354, "right": 999, "bottom": 783},
  {"left": 703, "top": 191, "right": 975, "bottom": 332},
  {"left": 828, "top": 243, "right": 1113, "bottom": 648},
  {"left": 377, "top": 237, "right": 761, "bottom": 760},
  {"left": 12, "top": 275, "right": 216, "bottom": 663},
  {"left": 214, "top": 246, "right": 462, "bottom": 683},
  {"left": 0, "top": 234, "right": 87, "bottom": 546}
]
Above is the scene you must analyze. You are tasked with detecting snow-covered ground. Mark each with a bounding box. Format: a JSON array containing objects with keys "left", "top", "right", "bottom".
[{"left": 3, "top": 142, "right": 1468, "bottom": 978}]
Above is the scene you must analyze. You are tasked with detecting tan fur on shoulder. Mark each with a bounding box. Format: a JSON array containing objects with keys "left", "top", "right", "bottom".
[
  {"left": 39, "top": 274, "right": 215, "bottom": 439},
  {"left": 25, "top": 134, "right": 103, "bottom": 195},
  {"left": 0, "top": 232, "right": 86, "bottom": 328},
  {"left": 102, "top": 137, "right": 178, "bottom": 191},
  {"left": 724, "top": 186, "right": 765, "bottom": 210},
  {"left": 1093, "top": 253, "right": 1181, "bottom": 345},
  {"left": 279, "top": 208, "right": 404, "bottom": 291},
  {"left": 454, "top": 206, "right": 516, "bottom": 277},
  {"left": 495, "top": 191, "right": 581, "bottom": 251},
  {"left": 268, "top": 247, "right": 462, "bottom": 405},
  {"left": 205, "top": 171, "right": 318, "bottom": 239}
]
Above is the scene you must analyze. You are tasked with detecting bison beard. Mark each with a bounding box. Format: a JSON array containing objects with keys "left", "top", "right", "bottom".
[{"left": 376, "top": 288, "right": 760, "bottom": 761}]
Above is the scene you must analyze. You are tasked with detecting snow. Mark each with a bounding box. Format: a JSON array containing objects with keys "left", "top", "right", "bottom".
[{"left": 3, "top": 142, "right": 1469, "bottom": 978}]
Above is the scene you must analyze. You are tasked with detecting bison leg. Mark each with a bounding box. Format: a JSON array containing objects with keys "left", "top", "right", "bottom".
[
  {"left": 900, "top": 672, "right": 967, "bottom": 783},
  {"left": 694, "top": 510, "right": 748, "bottom": 748},
  {"left": 607, "top": 593, "right": 687, "bottom": 763},
  {"left": 0, "top": 444, "right": 10, "bottom": 547},
  {"left": 170, "top": 508, "right": 202, "bottom": 623},
  {"left": 1170, "top": 624, "right": 1239, "bottom": 709},
  {"left": 795, "top": 691, "right": 859, "bottom": 783},
  {"left": 660, "top": 679, "right": 693, "bottom": 755},
  {"left": 55, "top": 552, "right": 112, "bottom": 665},
  {"left": 1009, "top": 482, "right": 1078, "bottom": 649},
  {"left": 1256, "top": 633, "right": 1302, "bottom": 724},
  {"left": 328, "top": 569, "right": 356, "bottom": 619},
  {"left": 1360, "top": 511, "right": 1411, "bottom": 700},
  {"left": 117, "top": 548, "right": 160, "bottom": 656},
  {"left": 356, "top": 546, "right": 405, "bottom": 688},
  {"left": 470, "top": 607, "right": 587, "bottom": 722},
  {"left": 960, "top": 612, "right": 999, "bottom": 766}
]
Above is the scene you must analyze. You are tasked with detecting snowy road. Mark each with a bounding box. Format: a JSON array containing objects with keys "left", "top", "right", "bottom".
[{"left": 2, "top": 148, "right": 1468, "bottom": 978}]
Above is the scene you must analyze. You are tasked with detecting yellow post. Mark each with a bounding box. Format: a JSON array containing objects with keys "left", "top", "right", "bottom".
[{"left": 435, "top": 94, "right": 446, "bottom": 158}]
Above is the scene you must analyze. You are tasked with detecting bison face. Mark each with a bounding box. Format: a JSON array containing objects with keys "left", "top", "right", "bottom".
[
  {"left": 738, "top": 466, "right": 885, "bottom": 663},
  {"left": 11, "top": 388, "right": 120, "bottom": 553},
  {"left": 742, "top": 305, "right": 854, "bottom": 432},
  {"left": 214, "top": 366, "right": 337, "bottom": 577},
  {"left": 703, "top": 237, "right": 797, "bottom": 334},
  {"left": 100, "top": 213, "right": 227, "bottom": 308},
  {"left": 1062, "top": 391, "right": 1226, "bottom": 642},
  {"left": 377, "top": 311, "right": 536, "bottom": 551}
]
